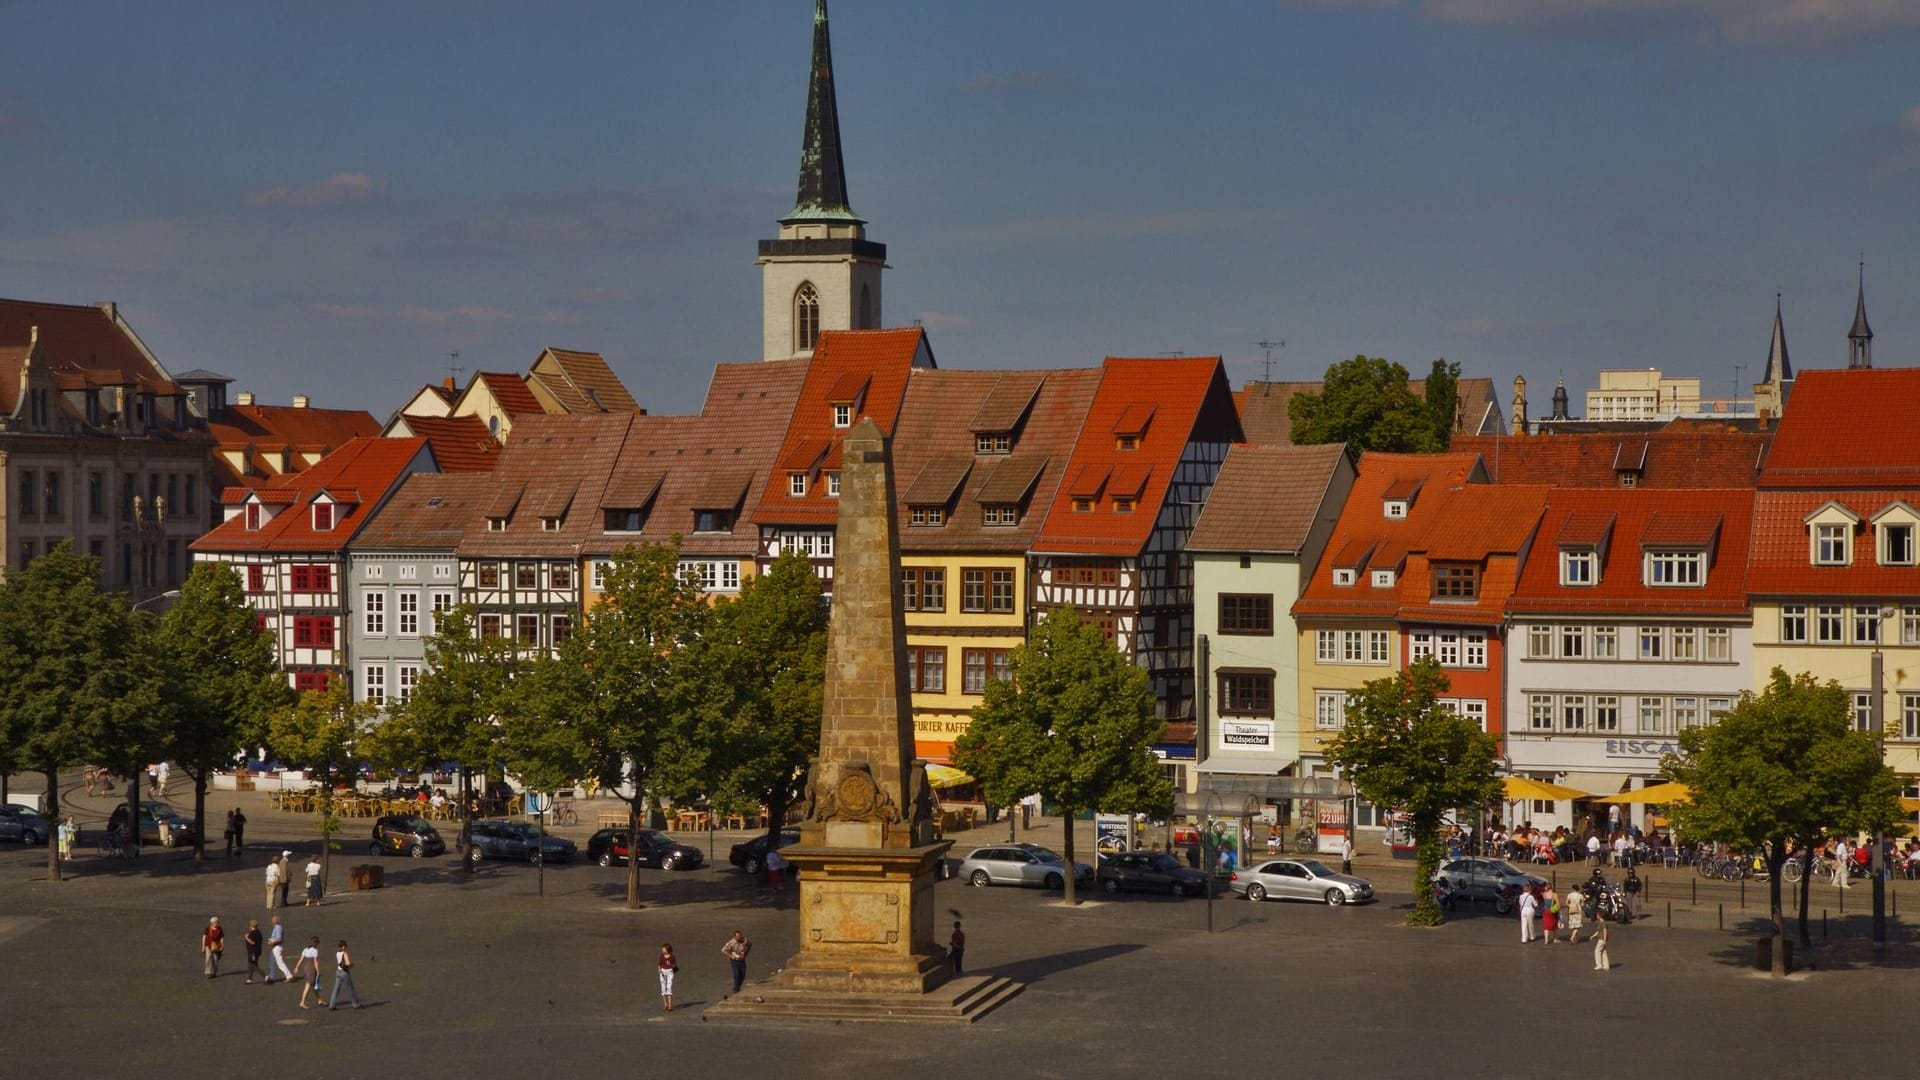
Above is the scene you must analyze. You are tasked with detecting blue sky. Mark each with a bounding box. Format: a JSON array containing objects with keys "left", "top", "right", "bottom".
[{"left": 3, "top": 1, "right": 1917, "bottom": 415}]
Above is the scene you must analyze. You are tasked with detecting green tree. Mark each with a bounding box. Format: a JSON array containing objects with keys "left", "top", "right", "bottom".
[
  {"left": 267, "top": 676, "right": 375, "bottom": 896},
  {"left": 1289, "top": 355, "right": 1446, "bottom": 454},
  {"left": 361, "top": 605, "right": 525, "bottom": 871},
  {"left": 954, "top": 607, "right": 1171, "bottom": 905},
  {"left": 1423, "top": 358, "right": 1461, "bottom": 442},
  {"left": 152, "top": 563, "right": 291, "bottom": 864},
  {"left": 508, "top": 544, "right": 708, "bottom": 908},
  {"left": 691, "top": 551, "right": 827, "bottom": 878},
  {"left": 1664, "top": 669, "right": 1905, "bottom": 975},
  {"left": 0, "top": 543, "right": 160, "bottom": 881},
  {"left": 1325, "top": 658, "right": 1500, "bottom": 926}
]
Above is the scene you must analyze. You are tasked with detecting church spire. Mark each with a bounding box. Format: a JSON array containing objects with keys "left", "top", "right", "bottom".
[
  {"left": 1764, "top": 291, "right": 1792, "bottom": 384},
  {"left": 786, "top": 0, "right": 859, "bottom": 224},
  {"left": 1847, "top": 258, "right": 1873, "bottom": 369}
]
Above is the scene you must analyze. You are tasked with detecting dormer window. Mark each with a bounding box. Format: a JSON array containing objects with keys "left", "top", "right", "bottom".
[
  {"left": 1113, "top": 497, "right": 1136, "bottom": 514},
  {"left": 486, "top": 516, "right": 507, "bottom": 533},
  {"left": 1371, "top": 569, "right": 1396, "bottom": 588},
  {"left": 788, "top": 472, "right": 807, "bottom": 498},
  {"left": 540, "top": 516, "right": 562, "bottom": 532},
  {"left": 605, "top": 509, "right": 643, "bottom": 532},
  {"left": 909, "top": 506, "right": 945, "bottom": 527},
  {"left": 982, "top": 505, "right": 1018, "bottom": 527},
  {"left": 832, "top": 403, "right": 852, "bottom": 428},
  {"left": 1333, "top": 568, "right": 1357, "bottom": 587},
  {"left": 1645, "top": 550, "right": 1704, "bottom": 587},
  {"left": 1561, "top": 550, "right": 1596, "bottom": 586},
  {"left": 1380, "top": 478, "right": 1421, "bottom": 518},
  {"left": 1072, "top": 497, "right": 1093, "bottom": 513},
  {"left": 693, "top": 508, "right": 735, "bottom": 533},
  {"left": 1813, "top": 523, "right": 1850, "bottom": 566},
  {"left": 826, "top": 472, "right": 841, "bottom": 498},
  {"left": 312, "top": 502, "right": 333, "bottom": 532},
  {"left": 1432, "top": 564, "right": 1479, "bottom": 599},
  {"left": 85, "top": 391, "right": 100, "bottom": 426},
  {"left": 1882, "top": 522, "right": 1916, "bottom": 566},
  {"left": 976, "top": 433, "right": 1011, "bottom": 455},
  {"left": 1116, "top": 435, "right": 1138, "bottom": 452},
  {"left": 245, "top": 503, "right": 262, "bottom": 531},
  {"left": 1384, "top": 500, "right": 1408, "bottom": 519}
]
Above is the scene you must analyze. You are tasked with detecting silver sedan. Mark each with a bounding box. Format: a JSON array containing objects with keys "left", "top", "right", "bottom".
[
  {"left": 957, "top": 844, "right": 1095, "bottom": 890},
  {"left": 1229, "top": 858, "right": 1375, "bottom": 905}
]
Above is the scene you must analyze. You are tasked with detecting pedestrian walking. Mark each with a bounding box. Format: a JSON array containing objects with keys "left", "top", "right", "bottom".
[
  {"left": 304, "top": 855, "right": 323, "bottom": 906},
  {"left": 146, "top": 763, "right": 160, "bottom": 798},
  {"left": 1592, "top": 925, "right": 1611, "bottom": 971},
  {"left": 1341, "top": 834, "right": 1354, "bottom": 877},
  {"left": 721, "top": 931, "right": 751, "bottom": 996},
  {"left": 1541, "top": 886, "right": 1560, "bottom": 944},
  {"left": 277, "top": 851, "right": 293, "bottom": 908},
  {"left": 327, "top": 939, "right": 362, "bottom": 1010},
  {"left": 201, "top": 917, "right": 225, "bottom": 979},
  {"left": 657, "top": 944, "right": 678, "bottom": 1012},
  {"left": 296, "top": 937, "right": 323, "bottom": 1010},
  {"left": 230, "top": 808, "right": 246, "bottom": 858},
  {"left": 1565, "top": 886, "right": 1586, "bottom": 944},
  {"left": 57, "top": 816, "right": 75, "bottom": 862},
  {"left": 83, "top": 765, "right": 98, "bottom": 797},
  {"left": 264, "top": 856, "right": 282, "bottom": 909},
  {"left": 156, "top": 761, "right": 171, "bottom": 797},
  {"left": 266, "top": 916, "right": 294, "bottom": 983},
  {"left": 1622, "top": 867, "right": 1641, "bottom": 921},
  {"left": 224, "top": 810, "right": 237, "bottom": 858},
  {"left": 242, "top": 920, "right": 264, "bottom": 984},
  {"left": 1518, "top": 886, "right": 1539, "bottom": 944},
  {"left": 949, "top": 920, "right": 966, "bottom": 975}
]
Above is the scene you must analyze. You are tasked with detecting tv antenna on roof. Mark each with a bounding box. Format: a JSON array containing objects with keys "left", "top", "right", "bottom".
[
  {"left": 1254, "top": 339, "right": 1286, "bottom": 391},
  {"left": 447, "top": 351, "right": 465, "bottom": 384}
]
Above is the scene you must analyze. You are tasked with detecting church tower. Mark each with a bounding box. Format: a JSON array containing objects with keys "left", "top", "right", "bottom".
[
  {"left": 1847, "top": 260, "right": 1873, "bottom": 370},
  {"left": 758, "top": 0, "right": 886, "bottom": 361},
  {"left": 1753, "top": 293, "right": 1793, "bottom": 420}
]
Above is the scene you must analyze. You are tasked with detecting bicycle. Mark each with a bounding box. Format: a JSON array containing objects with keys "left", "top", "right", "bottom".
[
  {"left": 1292, "top": 826, "right": 1316, "bottom": 854},
  {"left": 549, "top": 800, "right": 577, "bottom": 827},
  {"left": 96, "top": 827, "right": 127, "bottom": 858}
]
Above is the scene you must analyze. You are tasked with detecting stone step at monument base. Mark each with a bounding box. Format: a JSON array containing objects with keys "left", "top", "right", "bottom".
[{"left": 702, "top": 974, "right": 1023, "bottom": 1025}]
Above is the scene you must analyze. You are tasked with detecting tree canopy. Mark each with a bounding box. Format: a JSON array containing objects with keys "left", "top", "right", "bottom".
[
  {"left": 1324, "top": 658, "right": 1500, "bottom": 925},
  {"left": 953, "top": 606, "right": 1171, "bottom": 904},
  {"left": 267, "top": 676, "right": 375, "bottom": 893},
  {"left": 1289, "top": 354, "right": 1452, "bottom": 454},
  {"left": 1664, "top": 668, "right": 1905, "bottom": 974}
]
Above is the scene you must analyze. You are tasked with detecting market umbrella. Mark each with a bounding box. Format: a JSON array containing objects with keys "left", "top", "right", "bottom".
[
  {"left": 1502, "top": 776, "right": 1593, "bottom": 801},
  {"left": 1898, "top": 796, "right": 1920, "bottom": 814},
  {"left": 1594, "top": 781, "right": 1692, "bottom": 805},
  {"left": 924, "top": 764, "right": 974, "bottom": 790}
]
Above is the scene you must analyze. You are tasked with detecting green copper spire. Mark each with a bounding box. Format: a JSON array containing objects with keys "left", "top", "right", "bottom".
[{"left": 785, "top": 0, "right": 861, "bottom": 225}]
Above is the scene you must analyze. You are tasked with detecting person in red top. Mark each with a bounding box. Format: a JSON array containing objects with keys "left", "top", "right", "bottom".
[
  {"left": 201, "top": 917, "right": 224, "bottom": 979},
  {"left": 657, "top": 944, "right": 678, "bottom": 1012}
]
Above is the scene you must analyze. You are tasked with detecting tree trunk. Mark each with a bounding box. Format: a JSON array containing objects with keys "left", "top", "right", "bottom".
[
  {"left": 319, "top": 771, "right": 333, "bottom": 899},
  {"left": 127, "top": 775, "right": 142, "bottom": 859},
  {"left": 626, "top": 797, "right": 643, "bottom": 909},
  {"left": 1060, "top": 809, "right": 1078, "bottom": 906},
  {"left": 1768, "top": 847, "right": 1787, "bottom": 977},
  {"left": 190, "top": 769, "right": 207, "bottom": 865},
  {"left": 1, "top": 771, "right": 9, "bottom": 806},
  {"left": 43, "top": 767, "right": 61, "bottom": 882},
  {"left": 1797, "top": 844, "right": 1814, "bottom": 948},
  {"left": 460, "top": 767, "right": 475, "bottom": 875},
  {"left": 1409, "top": 825, "right": 1443, "bottom": 926}
]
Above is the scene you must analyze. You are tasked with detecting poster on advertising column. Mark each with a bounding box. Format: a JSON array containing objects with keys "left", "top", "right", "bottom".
[
  {"left": 1316, "top": 800, "right": 1349, "bottom": 856},
  {"left": 1094, "top": 814, "right": 1131, "bottom": 855}
]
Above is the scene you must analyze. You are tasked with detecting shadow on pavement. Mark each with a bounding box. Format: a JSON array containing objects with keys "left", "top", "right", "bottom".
[{"left": 991, "top": 942, "right": 1142, "bottom": 984}]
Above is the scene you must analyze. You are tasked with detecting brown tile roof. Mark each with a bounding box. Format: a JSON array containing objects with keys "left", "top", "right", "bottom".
[
  {"left": 891, "top": 366, "right": 1102, "bottom": 555},
  {"left": 471, "top": 371, "right": 545, "bottom": 418},
  {"left": 457, "top": 413, "right": 635, "bottom": 557},
  {"left": 1760, "top": 369, "right": 1920, "bottom": 488},
  {"left": 1453, "top": 419, "right": 1770, "bottom": 488},
  {"left": 1237, "top": 376, "right": 1501, "bottom": 444},
  {"left": 1187, "top": 443, "right": 1350, "bottom": 554},
  {"left": 1509, "top": 488, "right": 1753, "bottom": 616},
  {"left": 191, "top": 437, "right": 431, "bottom": 554},
  {"left": 350, "top": 472, "right": 494, "bottom": 550},
  {"left": 1749, "top": 488, "right": 1920, "bottom": 596},
  {"left": 901, "top": 457, "right": 973, "bottom": 507},
  {"left": 528, "top": 347, "right": 640, "bottom": 413},
  {"left": 395, "top": 414, "right": 500, "bottom": 472},
  {"left": 0, "top": 298, "right": 177, "bottom": 414}
]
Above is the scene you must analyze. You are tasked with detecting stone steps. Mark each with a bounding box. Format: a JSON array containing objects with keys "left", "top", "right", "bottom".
[{"left": 703, "top": 974, "right": 1024, "bottom": 1025}]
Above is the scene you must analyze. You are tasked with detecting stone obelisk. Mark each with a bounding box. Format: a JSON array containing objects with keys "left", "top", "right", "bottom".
[{"left": 775, "top": 417, "right": 950, "bottom": 994}]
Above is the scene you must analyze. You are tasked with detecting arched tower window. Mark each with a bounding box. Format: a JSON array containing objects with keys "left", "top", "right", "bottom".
[
  {"left": 858, "top": 284, "right": 873, "bottom": 330},
  {"left": 794, "top": 283, "right": 821, "bottom": 353}
]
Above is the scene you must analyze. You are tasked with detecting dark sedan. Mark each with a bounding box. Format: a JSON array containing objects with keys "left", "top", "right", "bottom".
[
  {"left": 107, "top": 803, "right": 198, "bottom": 847},
  {"left": 466, "top": 819, "right": 575, "bottom": 865},
  {"left": 1098, "top": 851, "right": 1210, "bottom": 896},
  {"left": 729, "top": 829, "right": 801, "bottom": 875},
  {"left": 586, "top": 828, "right": 704, "bottom": 870},
  {"left": 0, "top": 806, "right": 48, "bottom": 845}
]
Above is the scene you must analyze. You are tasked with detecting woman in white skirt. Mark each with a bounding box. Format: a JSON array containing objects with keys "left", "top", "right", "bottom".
[{"left": 657, "top": 944, "right": 679, "bottom": 1011}]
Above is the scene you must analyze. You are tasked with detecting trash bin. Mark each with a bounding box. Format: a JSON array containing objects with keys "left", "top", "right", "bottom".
[{"left": 1754, "top": 936, "right": 1793, "bottom": 973}]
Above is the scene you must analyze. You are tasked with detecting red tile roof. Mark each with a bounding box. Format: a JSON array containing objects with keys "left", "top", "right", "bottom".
[
  {"left": 392, "top": 414, "right": 500, "bottom": 472},
  {"left": 471, "top": 371, "right": 545, "bottom": 418},
  {"left": 1508, "top": 488, "right": 1753, "bottom": 616},
  {"left": 1760, "top": 369, "right": 1920, "bottom": 488},
  {"left": 1187, "top": 443, "right": 1350, "bottom": 554},
  {"left": 207, "top": 402, "right": 383, "bottom": 497},
  {"left": 1748, "top": 488, "right": 1920, "bottom": 596},
  {"left": 1454, "top": 419, "right": 1770, "bottom": 488},
  {"left": 1293, "top": 452, "right": 1483, "bottom": 620},
  {"left": 1031, "top": 356, "right": 1242, "bottom": 556},
  {"left": 1393, "top": 486, "right": 1549, "bottom": 627},
  {"left": 191, "top": 437, "right": 431, "bottom": 554},
  {"left": 754, "top": 328, "right": 932, "bottom": 528}
]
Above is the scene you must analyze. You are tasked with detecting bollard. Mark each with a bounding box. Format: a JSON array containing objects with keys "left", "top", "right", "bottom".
[
  {"left": 1692, "top": 878, "right": 1697, "bottom": 904},
  {"left": 1740, "top": 877, "right": 1745, "bottom": 909},
  {"left": 1718, "top": 902, "right": 1724, "bottom": 930},
  {"left": 1551, "top": 869, "right": 1557, "bottom": 890},
  {"left": 1666, "top": 900, "right": 1671, "bottom": 928}
]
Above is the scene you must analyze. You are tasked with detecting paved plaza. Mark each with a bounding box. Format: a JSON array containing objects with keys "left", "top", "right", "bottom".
[{"left": 2, "top": 779, "right": 1915, "bottom": 1079}]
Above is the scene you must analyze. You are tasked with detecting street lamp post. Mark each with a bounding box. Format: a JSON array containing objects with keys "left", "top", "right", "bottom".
[
  {"left": 1870, "top": 620, "right": 1889, "bottom": 955},
  {"left": 130, "top": 589, "right": 182, "bottom": 614}
]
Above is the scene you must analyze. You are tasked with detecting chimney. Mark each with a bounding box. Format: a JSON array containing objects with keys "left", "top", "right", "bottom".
[
  {"left": 291, "top": 395, "right": 310, "bottom": 409},
  {"left": 235, "top": 391, "right": 255, "bottom": 406},
  {"left": 443, "top": 376, "right": 456, "bottom": 392}
]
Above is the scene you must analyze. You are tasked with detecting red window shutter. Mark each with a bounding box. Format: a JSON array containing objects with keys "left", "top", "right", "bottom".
[
  {"left": 315, "top": 617, "right": 335, "bottom": 648},
  {"left": 292, "top": 617, "right": 311, "bottom": 647},
  {"left": 254, "top": 614, "right": 268, "bottom": 634},
  {"left": 314, "top": 565, "right": 332, "bottom": 592},
  {"left": 247, "top": 565, "right": 264, "bottom": 593}
]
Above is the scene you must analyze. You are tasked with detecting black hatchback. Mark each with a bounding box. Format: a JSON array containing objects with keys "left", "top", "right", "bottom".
[
  {"left": 586, "top": 828, "right": 704, "bottom": 870},
  {"left": 369, "top": 815, "right": 446, "bottom": 858}
]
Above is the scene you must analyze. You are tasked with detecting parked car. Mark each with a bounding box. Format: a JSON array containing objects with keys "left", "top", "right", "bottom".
[
  {"left": 107, "top": 803, "right": 198, "bottom": 847},
  {"left": 1430, "top": 857, "right": 1544, "bottom": 913},
  {"left": 1229, "top": 858, "right": 1376, "bottom": 905},
  {"left": 1097, "top": 851, "right": 1210, "bottom": 896},
  {"left": 466, "top": 819, "right": 575, "bottom": 865},
  {"left": 729, "top": 829, "right": 801, "bottom": 875},
  {"left": 0, "top": 806, "right": 48, "bottom": 845},
  {"left": 368, "top": 815, "right": 445, "bottom": 858},
  {"left": 957, "top": 843, "right": 1095, "bottom": 890},
  {"left": 585, "top": 828, "right": 704, "bottom": 870}
]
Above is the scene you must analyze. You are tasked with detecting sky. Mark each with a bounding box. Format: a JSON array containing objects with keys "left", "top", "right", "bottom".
[{"left": 3, "top": 0, "right": 1918, "bottom": 416}]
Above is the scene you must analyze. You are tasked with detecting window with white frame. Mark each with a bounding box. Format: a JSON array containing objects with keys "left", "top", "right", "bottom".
[
  {"left": 1367, "top": 630, "right": 1390, "bottom": 663},
  {"left": 1561, "top": 550, "right": 1596, "bottom": 586},
  {"left": 396, "top": 664, "right": 420, "bottom": 703},
  {"left": 1902, "top": 693, "right": 1920, "bottom": 741},
  {"left": 397, "top": 592, "right": 419, "bottom": 636},
  {"left": 1594, "top": 695, "right": 1620, "bottom": 732},
  {"left": 1314, "top": 691, "right": 1347, "bottom": 730},
  {"left": 1316, "top": 630, "right": 1338, "bottom": 663},
  {"left": 1639, "top": 697, "right": 1670, "bottom": 735},
  {"left": 1707, "top": 697, "right": 1734, "bottom": 722},
  {"left": 363, "top": 590, "right": 385, "bottom": 635},
  {"left": 1560, "top": 625, "right": 1585, "bottom": 659},
  {"left": 1592, "top": 625, "right": 1618, "bottom": 659},
  {"left": 1851, "top": 691, "right": 1873, "bottom": 732},
  {"left": 1905, "top": 606, "right": 1920, "bottom": 645},
  {"left": 1639, "top": 626, "right": 1663, "bottom": 659},
  {"left": 1703, "top": 626, "right": 1730, "bottom": 661},
  {"left": 1813, "top": 523, "right": 1850, "bottom": 566},
  {"left": 1410, "top": 631, "right": 1433, "bottom": 663},
  {"left": 1438, "top": 698, "right": 1488, "bottom": 731},
  {"left": 679, "top": 559, "right": 742, "bottom": 593},
  {"left": 1529, "top": 694, "right": 1554, "bottom": 731},
  {"left": 1853, "top": 606, "right": 1883, "bottom": 645},
  {"left": 430, "top": 591, "right": 455, "bottom": 624},
  {"left": 1435, "top": 633, "right": 1461, "bottom": 666},
  {"left": 1342, "top": 631, "right": 1365, "bottom": 663},
  {"left": 826, "top": 472, "right": 841, "bottom": 498},
  {"left": 1528, "top": 625, "right": 1552, "bottom": 658},
  {"left": 1881, "top": 522, "right": 1915, "bottom": 566},
  {"left": 1815, "top": 605, "right": 1844, "bottom": 644},
  {"left": 1670, "top": 626, "right": 1697, "bottom": 661},
  {"left": 398, "top": 564, "right": 417, "bottom": 580},
  {"left": 1332, "top": 568, "right": 1356, "bottom": 587},
  {"left": 832, "top": 403, "right": 852, "bottom": 428},
  {"left": 787, "top": 473, "right": 807, "bottom": 497},
  {"left": 1371, "top": 569, "right": 1396, "bottom": 588},
  {"left": 363, "top": 665, "right": 385, "bottom": 705},
  {"left": 1464, "top": 633, "right": 1486, "bottom": 667},
  {"left": 1645, "top": 550, "right": 1704, "bottom": 586},
  {"left": 1781, "top": 604, "right": 1808, "bottom": 643},
  {"left": 1561, "top": 694, "right": 1588, "bottom": 732},
  {"left": 590, "top": 560, "right": 610, "bottom": 591},
  {"left": 1673, "top": 697, "right": 1702, "bottom": 729}
]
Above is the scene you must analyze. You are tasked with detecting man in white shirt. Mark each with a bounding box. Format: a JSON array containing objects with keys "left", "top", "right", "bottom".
[
  {"left": 1612, "top": 834, "right": 1631, "bottom": 867},
  {"left": 266, "top": 916, "right": 294, "bottom": 983},
  {"left": 1586, "top": 833, "right": 1602, "bottom": 867},
  {"left": 265, "top": 858, "right": 283, "bottom": 909},
  {"left": 1518, "top": 887, "right": 1539, "bottom": 944}
]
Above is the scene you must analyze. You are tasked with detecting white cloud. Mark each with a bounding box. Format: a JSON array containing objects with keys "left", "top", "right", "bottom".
[
  {"left": 247, "top": 172, "right": 388, "bottom": 208},
  {"left": 396, "top": 304, "right": 514, "bottom": 326}
]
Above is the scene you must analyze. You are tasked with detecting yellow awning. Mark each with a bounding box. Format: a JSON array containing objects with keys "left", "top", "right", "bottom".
[
  {"left": 1502, "top": 776, "right": 1593, "bottom": 801},
  {"left": 1595, "top": 781, "right": 1692, "bottom": 805},
  {"left": 1899, "top": 796, "right": 1920, "bottom": 814},
  {"left": 925, "top": 764, "right": 974, "bottom": 790}
]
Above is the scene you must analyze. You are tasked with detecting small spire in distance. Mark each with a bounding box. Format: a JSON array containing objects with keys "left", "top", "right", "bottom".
[{"left": 1764, "top": 291, "right": 1791, "bottom": 383}]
